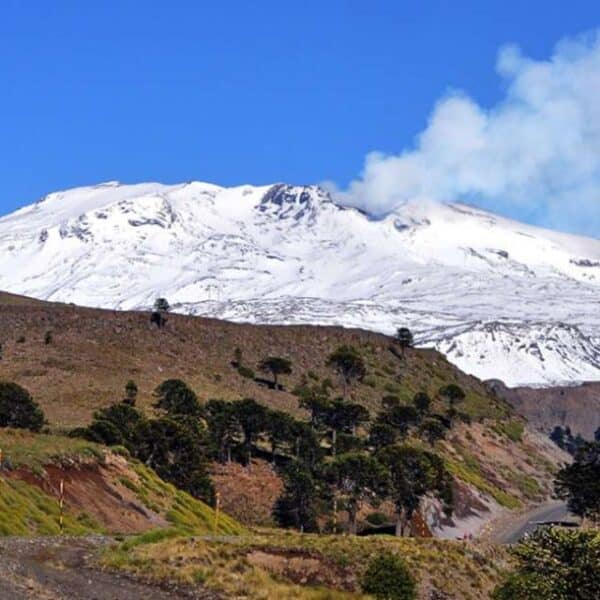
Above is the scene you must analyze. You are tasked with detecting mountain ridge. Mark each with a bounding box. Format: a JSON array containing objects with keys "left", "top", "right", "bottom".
[{"left": 1, "top": 180, "right": 599, "bottom": 386}]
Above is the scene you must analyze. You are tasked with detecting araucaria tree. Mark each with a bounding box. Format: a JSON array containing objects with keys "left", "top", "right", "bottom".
[
  {"left": 378, "top": 444, "right": 453, "bottom": 536},
  {"left": 322, "top": 398, "right": 369, "bottom": 454},
  {"left": 258, "top": 356, "right": 292, "bottom": 390},
  {"left": 326, "top": 345, "right": 366, "bottom": 398},
  {"left": 554, "top": 441, "right": 600, "bottom": 523},
  {"left": 153, "top": 379, "right": 204, "bottom": 418},
  {"left": 326, "top": 452, "right": 389, "bottom": 534},
  {"left": 205, "top": 399, "right": 240, "bottom": 463},
  {"left": 0, "top": 382, "right": 45, "bottom": 432},
  {"left": 274, "top": 461, "right": 320, "bottom": 532},
  {"left": 124, "top": 380, "right": 138, "bottom": 406},
  {"left": 395, "top": 327, "right": 414, "bottom": 357},
  {"left": 232, "top": 398, "right": 268, "bottom": 466},
  {"left": 153, "top": 297, "right": 170, "bottom": 312}
]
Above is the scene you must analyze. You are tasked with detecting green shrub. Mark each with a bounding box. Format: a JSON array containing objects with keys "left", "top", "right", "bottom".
[
  {"left": 361, "top": 551, "right": 417, "bottom": 600},
  {"left": 0, "top": 382, "right": 45, "bottom": 432},
  {"left": 493, "top": 528, "right": 600, "bottom": 600},
  {"left": 365, "top": 511, "right": 389, "bottom": 526}
]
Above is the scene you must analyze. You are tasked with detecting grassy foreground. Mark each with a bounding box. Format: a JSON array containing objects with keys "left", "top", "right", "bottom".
[{"left": 103, "top": 529, "right": 510, "bottom": 599}]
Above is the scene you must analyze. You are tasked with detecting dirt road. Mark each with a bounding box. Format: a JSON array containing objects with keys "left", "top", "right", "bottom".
[{"left": 0, "top": 536, "right": 220, "bottom": 600}]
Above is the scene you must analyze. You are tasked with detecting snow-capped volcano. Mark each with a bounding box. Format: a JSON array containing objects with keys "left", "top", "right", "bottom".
[{"left": 1, "top": 180, "right": 599, "bottom": 386}]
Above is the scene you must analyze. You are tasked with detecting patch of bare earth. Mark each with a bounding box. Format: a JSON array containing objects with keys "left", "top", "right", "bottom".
[
  {"left": 5, "top": 454, "right": 166, "bottom": 534},
  {"left": 211, "top": 458, "right": 283, "bottom": 526}
]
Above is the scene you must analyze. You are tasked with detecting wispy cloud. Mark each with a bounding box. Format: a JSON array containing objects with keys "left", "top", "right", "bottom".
[{"left": 336, "top": 31, "right": 600, "bottom": 237}]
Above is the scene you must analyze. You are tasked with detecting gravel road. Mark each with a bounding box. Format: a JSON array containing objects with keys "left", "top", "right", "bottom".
[{"left": 0, "top": 536, "right": 220, "bottom": 600}]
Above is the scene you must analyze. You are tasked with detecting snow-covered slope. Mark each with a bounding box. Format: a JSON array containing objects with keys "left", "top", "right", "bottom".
[{"left": 1, "top": 181, "right": 599, "bottom": 386}]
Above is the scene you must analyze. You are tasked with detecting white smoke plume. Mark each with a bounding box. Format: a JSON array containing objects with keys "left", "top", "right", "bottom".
[{"left": 337, "top": 31, "right": 600, "bottom": 237}]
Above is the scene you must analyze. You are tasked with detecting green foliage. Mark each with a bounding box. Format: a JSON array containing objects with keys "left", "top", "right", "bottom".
[
  {"left": 153, "top": 379, "right": 204, "bottom": 418},
  {"left": 395, "top": 327, "right": 414, "bottom": 355},
  {"left": 153, "top": 297, "right": 170, "bottom": 312},
  {"left": 135, "top": 417, "right": 215, "bottom": 505},
  {"left": 493, "top": 528, "right": 600, "bottom": 600},
  {"left": 273, "top": 460, "right": 320, "bottom": 532},
  {"left": 550, "top": 425, "right": 586, "bottom": 456},
  {"left": 361, "top": 551, "right": 417, "bottom": 600},
  {"left": 446, "top": 458, "right": 520, "bottom": 509},
  {"left": 413, "top": 391, "right": 431, "bottom": 415},
  {"left": 555, "top": 441, "right": 600, "bottom": 522},
  {"left": 418, "top": 417, "right": 448, "bottom": 446},
  {"left": 83, "top": 402, "right": 144, "bottom": 446},
  {"left": 368, "top": 422, "right": 398, "bottom": 451},
  {"left": 326, "top": 452, "right": 389, "bottom": 533},
  {"left": 232, "top": 397, "right": 268, "bottom": 464},
  {"left": 326, "top": 345, "right": 366, "bottom": 395},
  {"left": 0, "top": 381, "right": 45, "bottom": 432},
  {"left": 205, "top": 399, "right": 240, "bottom": 463},
  {"left": 494, "top": 419, "right": 524, "bottom": 442},
  {"left": 124, "top": 380, "right": 138, "bottom": 405},
  {"left": 365, "top": 511, "right": 389, "bottom": 526},
  {"left": 378, "top": 444, "right": 453, "bottom": 535},
  {"left": 439, "top": 384, "right": 465, "bottom": 405},
  {"left": 258, "top": 356, "right": 292, "bottom": 388}
]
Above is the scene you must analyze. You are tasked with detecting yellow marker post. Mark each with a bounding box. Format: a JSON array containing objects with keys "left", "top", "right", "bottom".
[
  {"left": 214, "top": 491, "right": 221, "bottom": 535},
  {"left": 59, "top": 479, "right": 64, "bottom": 534}
]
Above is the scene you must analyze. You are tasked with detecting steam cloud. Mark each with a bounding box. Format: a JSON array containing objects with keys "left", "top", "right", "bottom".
[{"left": 337, "top": 31, "right": 600, "bottom": 237}]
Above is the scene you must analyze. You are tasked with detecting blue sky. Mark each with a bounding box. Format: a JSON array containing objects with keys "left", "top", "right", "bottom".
[{"left": 2, "top": 1, "right": 600, "bottom": 236}]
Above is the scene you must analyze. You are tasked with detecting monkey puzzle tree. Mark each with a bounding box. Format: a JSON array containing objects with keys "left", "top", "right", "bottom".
[
  {"left": 554, "top": 441, "right": 600, "bottom": 523},
  {"left": 395, "top": 327, "right": 414, "bottom": 357},
  {"left": 232, "top": 398, "right": 268, "bottom": 466},
  {"left": 378, "top": 444, "right": 453, "bottom": 536},
  {"left": 322, "top": 398, "right": 370, "bottom": 454},
  {"left": 326, "top": 345, "right": 366, "bottom": 399},
  {"left": 368, "top": 422, "right": 398, "bottom": 452},
  {"left": 153, "top": 379, "right": 204, "bottom": 419},
  {"left": 439, "top": 384, "right": 466, "bottom": 408},
  {"left": 0, "top": 382, "right": 45, "bottom": 432},
  {"left": 124, "top": 380, "right": 138, "bottom": 406},
  {"left": 205, "top": 399, "right": 241, "bottom": 463},
  {"left": 153, "top": 297, "right": 170, "bottom": 312},
  {"left": 325, "top": 452, "right": 389, "bottom": 534},
  {"left": 413, "top": 391, "right": 431, "bottom": 416},
  {"left": 264, "top": 409, "right": 296, "bottom": 463},
  {"left": 258, "top": 356, "right": 292, "bottom": 390},
  {"left": 274, "top": 460, "right": 320, "bottom": 532}
]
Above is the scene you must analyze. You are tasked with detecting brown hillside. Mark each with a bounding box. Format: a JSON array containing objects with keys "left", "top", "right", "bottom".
[
  {"left": 0, "top": 291, "right": 565, "bottom": 523},
  {"left": 0, "top": 291, "right": 506, "bottom": 428}
]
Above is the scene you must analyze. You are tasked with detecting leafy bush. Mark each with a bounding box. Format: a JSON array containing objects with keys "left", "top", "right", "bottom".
[
  {"left": 0, "top": 382, "right": 45, "bottom": 432},
  {"left": 361, "top": 551, "right": 417, "bottom": 600},
  {"left": 365, "top": 511, "right": 389, "bottom": 526},
  {"left": 493, "top": 527, "right": 600, "bottom": 600}
]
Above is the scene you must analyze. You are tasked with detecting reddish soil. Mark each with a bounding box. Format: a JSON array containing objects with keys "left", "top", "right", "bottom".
[
  {"left": 211, "top": 459, "right": 283, "bottom": 526},
  {"left": 6, "top": 454, "right": 166, "bottom": 534}
]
